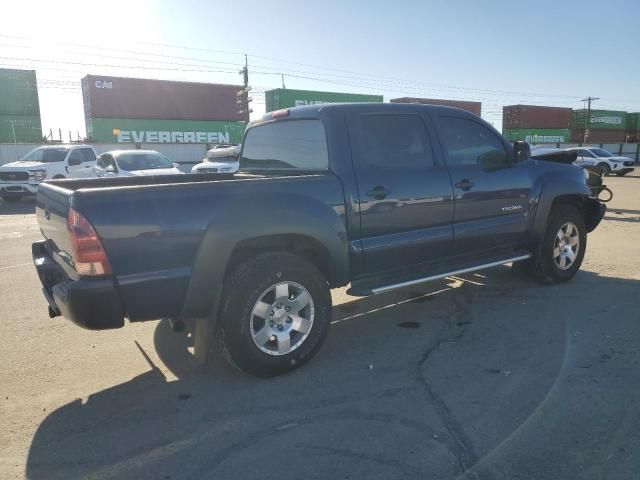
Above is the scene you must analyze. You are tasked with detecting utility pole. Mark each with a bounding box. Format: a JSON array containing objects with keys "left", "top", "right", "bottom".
[
  {"left": 281, "top": 73, "right": 286, "bottom": 89},
  {"left": 581, "top": 96, "right": 600, "bottom": 144},
  {"left": 236, "top": 54, "right": 252, "bottom": 121}
]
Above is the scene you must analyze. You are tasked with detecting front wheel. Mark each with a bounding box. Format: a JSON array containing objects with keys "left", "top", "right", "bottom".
[
  {"left": 216, "top": 252, "right": 332, "bottom": 377},
  {"left": 524, "top": 205, "right": 587, "bottom": 284}
]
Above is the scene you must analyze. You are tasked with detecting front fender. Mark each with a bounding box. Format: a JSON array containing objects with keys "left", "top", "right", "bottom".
[
  {"left": 180, "top": 192, "right": 348, "bottom": 319},
  {"left": 529, "top": 166, "right": 593, "bottom": 243}
]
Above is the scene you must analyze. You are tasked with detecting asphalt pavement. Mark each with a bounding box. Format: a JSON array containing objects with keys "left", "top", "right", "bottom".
[{"left": 1, "top": 175, "right": 639, "bottom": 480}]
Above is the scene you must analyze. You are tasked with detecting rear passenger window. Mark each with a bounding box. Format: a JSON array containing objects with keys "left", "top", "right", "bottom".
[
  {"left": 439, "top": 117, "right": 509, "bottom": 168},
  {"left": 357, "top": 114, "right": 434, "bottom": 168},
  {"left": 241, "top": 119, "right": 328, "bottom": 171}
]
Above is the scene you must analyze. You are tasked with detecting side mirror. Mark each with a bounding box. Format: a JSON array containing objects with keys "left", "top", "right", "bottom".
[
  {"left": 513, "top": 141, "right": 531, "bottom": 162},
  {"left": 105, "top": 165, "right": 116, "bottom": 173},
  {"left": 68, "top": 156, "right": 82, "bottom": 166}
]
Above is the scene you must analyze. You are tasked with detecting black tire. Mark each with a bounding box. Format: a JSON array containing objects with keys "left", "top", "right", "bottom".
[
  {"left": 597, "top": 163, "right": 610, "bottom": 176},
  {"left": 1, "top": 195, "right": 22, "bottom": 203},
  {"left": 615, "top": 172, "right": 627, "bottom": 177},
  {"left": 53, "top": 175, "right": 66, "bottom": 179},
  {"left": 528, "top": 205, "right": 587, "bottom": 284},
  {"left": 216, "top": 252, "right": 331, "bottom": 377}
]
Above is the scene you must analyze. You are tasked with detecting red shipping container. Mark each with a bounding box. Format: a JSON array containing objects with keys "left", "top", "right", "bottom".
[
  {"left": 570, "top": 129, "right": 627, "bottom": 143},
  {"left": 503, "top": 105, "right": 572, "bottom": 130},
  {"left": 81, "top": 75, "right": 248, "bottom": 122},
  {"left": 390, "top": 97, "right": 481, "bottom": 116}
]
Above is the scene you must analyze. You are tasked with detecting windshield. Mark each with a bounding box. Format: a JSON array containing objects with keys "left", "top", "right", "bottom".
[
  {"left": 589, "top": 148, "right": 613, "bottom": 158},
  {"left": 21, "top": 147, "right": 68, "bottom": 163},
  {"left": 115, "top": 152, "right": 173, "bottom": 171},
  {"left": 240, "top": 119, "right": 328, "bottom": 171}
]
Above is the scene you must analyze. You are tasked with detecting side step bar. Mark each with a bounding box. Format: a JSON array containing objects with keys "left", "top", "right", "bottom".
[{"left": 368, "top": 253, "right": 532, "bottom": 295}]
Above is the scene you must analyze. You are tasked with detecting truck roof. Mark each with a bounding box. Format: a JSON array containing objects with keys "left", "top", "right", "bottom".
[
  {"left": 257, "top": 102, "right": 478, "bottom": 123},
  {"left": 37, "top": 144, "right": 93, "bottom": 149}
]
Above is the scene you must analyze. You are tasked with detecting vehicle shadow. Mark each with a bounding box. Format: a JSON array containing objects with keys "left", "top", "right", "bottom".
[
  {"left": 0, "top": 197, "right": 36, "bottom": 215},
  {"left": 25, "top": 267, "right": 639, "bottom": 480}
]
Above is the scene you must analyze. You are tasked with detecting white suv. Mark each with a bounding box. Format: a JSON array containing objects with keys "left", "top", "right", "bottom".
[
  {"left": 191, "top": 145, "right": 240, "bottom": 174},
  {"left": 0, "top": 145, "right": 97, "bottom": 202},
  {"left": 569, "top": 147, "right": 636, "bottom": 177}
]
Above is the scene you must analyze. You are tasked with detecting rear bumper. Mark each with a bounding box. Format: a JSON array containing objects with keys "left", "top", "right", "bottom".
[{"left": 32, "top": 240, "right": 125, "bottom": 330}]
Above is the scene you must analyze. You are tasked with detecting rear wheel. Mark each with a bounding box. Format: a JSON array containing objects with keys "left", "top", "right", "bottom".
[
  {"left": 1, "top": 194, "right": 22, "bottom": 203},
  {"left": 519, "top": 205, "right": 587, "bottom": 284},
  {"left": 216, "top": 252, "right": 332, "bottom": 377}
]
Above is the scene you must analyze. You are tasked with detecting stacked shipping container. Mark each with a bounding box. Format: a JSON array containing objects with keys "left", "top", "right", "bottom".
[
  {"left": 571, "top": 109, "right": 627, "bottom": 143},
  {"left": 624, "top": 112, "right": 639, "bottom": 143},
  {"left": 82, "top": 75, "right": 248, "bottom": 144},
  {"left": 265, "top": 88, "right": 383, "bottom": 112},
  {"left": 390, "top": 97, "right": 481, "bottom": 115},
  {"left": 502, "top": 105, "right": 572, "bottom": 143},
  {"left": 0, "top": 68, "right": 42, "bottom": 142}
]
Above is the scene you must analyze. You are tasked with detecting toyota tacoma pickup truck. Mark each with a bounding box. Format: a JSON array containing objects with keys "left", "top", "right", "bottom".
[{"left": 32, "top": 104, "right": 606, "bottom": 377}]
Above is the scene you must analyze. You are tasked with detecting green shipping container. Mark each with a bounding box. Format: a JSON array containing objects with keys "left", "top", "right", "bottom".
[
  {"left": 0, "top": 114, "right": 43, "bottom": 142},
  {"left": 503, "top": 128, "right": 571, "bottom": 143},
  {"left": 626, "top": 112, "right": 639, "bottom": 131},
  {"left": 87, "top": 117, "right": 247, "bottom": 144},
  {"left": 0, "top": 68, "right": 41, "bottom": 116},
  {"left": 265, "top": 88, "right": 383, "bottom": 112},
  {"left": 572, "top": 109, "right": 627, "bottom": 130}
]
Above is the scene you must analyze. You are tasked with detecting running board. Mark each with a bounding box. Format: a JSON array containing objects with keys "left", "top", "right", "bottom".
[{"left": 351, "top": 253, "right": 532, "bottom": 296}]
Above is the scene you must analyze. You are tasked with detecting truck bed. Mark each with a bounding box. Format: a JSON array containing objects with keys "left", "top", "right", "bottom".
[{"left": 35, "top": 171, "right": 347, "bottom": 322}]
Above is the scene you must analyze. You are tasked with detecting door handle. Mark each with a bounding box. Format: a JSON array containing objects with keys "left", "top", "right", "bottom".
[
  {"left": 366, "top": 186, "right": 391, "bottom": 200},
  {"left": 455, "top": 179, "right": 474, "bottom": 191}
]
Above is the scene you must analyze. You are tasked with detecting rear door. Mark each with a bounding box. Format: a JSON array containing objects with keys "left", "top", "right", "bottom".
[
  {"left": 436, "top": 115, "right": 532, "bottom": 256},
  {"left": 578, "top": 149, "right": 596, "bottom": 167},
  {"left": 348, "top": 109, "right": 454, "bottom": 275}
]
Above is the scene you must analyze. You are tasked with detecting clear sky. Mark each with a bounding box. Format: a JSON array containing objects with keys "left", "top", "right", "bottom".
[{"left": 1, "top": 0, "right": 638, "bottom": 137}]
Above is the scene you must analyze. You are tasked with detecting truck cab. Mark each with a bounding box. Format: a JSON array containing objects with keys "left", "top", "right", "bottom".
[{"left": 0, "top": 144, "right": 97, "bottom": 202}]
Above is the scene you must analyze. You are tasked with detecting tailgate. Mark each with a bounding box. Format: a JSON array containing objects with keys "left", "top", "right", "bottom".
[{"left": 35, "top": 182, "right": 74, "bottom": 269}]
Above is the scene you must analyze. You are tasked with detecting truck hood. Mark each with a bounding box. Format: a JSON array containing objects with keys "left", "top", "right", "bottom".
[
  {"left": 127, "top": 167, "right": 183, "bottom": 176},
  {"left": 531, "top": 150, "right": 578, "bottom": 165},
  {"left": 0, "top": 161, "right": 49, "bottom": 170}
]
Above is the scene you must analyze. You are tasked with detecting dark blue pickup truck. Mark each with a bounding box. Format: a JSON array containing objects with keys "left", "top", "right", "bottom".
[{"left": 33, "top": 104, "right": 606, "bottom": 376}]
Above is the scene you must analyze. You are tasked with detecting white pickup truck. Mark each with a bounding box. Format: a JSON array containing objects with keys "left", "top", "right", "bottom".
[{"left": 0, "top": 145, "right": 97, "bottom": 202}]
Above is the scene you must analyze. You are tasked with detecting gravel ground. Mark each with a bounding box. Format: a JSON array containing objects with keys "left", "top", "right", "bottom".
[{"left": 0, "top": 174, "right": 639, "bottom": 479}]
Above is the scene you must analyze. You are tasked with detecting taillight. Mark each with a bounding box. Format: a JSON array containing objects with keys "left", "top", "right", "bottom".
[{"left": 67, "top": 208, "right": 112, "bottom": 276}]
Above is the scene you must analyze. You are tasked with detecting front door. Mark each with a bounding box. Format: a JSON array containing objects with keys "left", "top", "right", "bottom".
[
  {"left": 66, "top": 149, "right": 95, "bottom": 178},
  {"left": 348, "top": 110, "right": 454, "bottom": 275},
  {"left": 435, "top": 115, "right": 532, "bottom": 257}
]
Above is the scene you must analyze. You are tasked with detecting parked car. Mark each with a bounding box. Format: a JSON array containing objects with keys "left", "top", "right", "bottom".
[
  {"left": 191, "top": 145, "right": 240, "bottom": 174},
  {"left": 567, "top": 147, "right": 636, "bottom": 176},
  {"left": 172, "top": 144, "right": 238, "bottom": 173},
  {"left": 32, "top": 103, "right": 606, "bottom": 377},
  {"left": 0, "top": 144, "right": 96, "bottom": 202},
  {"left": 94, "top": 150, "right": 183, "bottom": 177}
]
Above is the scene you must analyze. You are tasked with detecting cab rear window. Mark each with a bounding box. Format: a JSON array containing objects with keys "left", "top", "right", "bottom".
[{"left": 240, "top": 119, "right": 328, "bottom": 171}]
